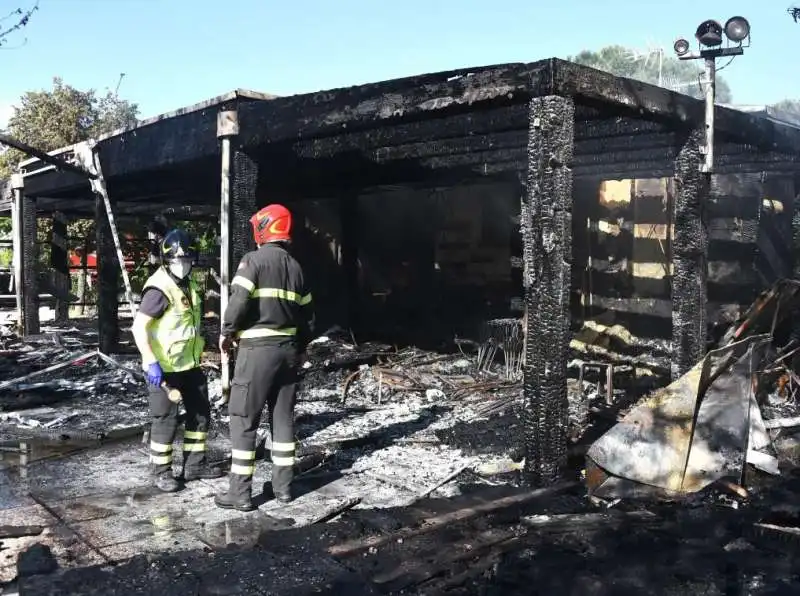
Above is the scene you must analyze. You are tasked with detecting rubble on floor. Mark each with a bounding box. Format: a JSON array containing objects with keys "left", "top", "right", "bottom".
[
  {"left": 5, "top": 289, "right": 800, "bottom": 593},
  {"left": 0, "top": 321, "right": 600, "bottom": 591}
]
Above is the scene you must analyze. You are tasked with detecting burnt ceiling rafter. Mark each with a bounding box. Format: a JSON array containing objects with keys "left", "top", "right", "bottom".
[
  {"left": 554, "top": 59, "right": 800, "bottom": 154},
  {"left": 238, "top": 62, "right": 551, "bottom": 149}
]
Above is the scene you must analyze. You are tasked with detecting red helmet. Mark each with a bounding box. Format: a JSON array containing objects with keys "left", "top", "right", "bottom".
[{"left": 250, "top": 204, "right": 292, "bottom": 245}]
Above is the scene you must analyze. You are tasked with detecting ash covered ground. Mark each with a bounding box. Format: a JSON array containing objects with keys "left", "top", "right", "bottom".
[{"left": 3, "top": 322, "right": 800, "bottom": 594}]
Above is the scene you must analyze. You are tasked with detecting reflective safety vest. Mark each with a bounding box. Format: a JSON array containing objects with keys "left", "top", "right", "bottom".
[{"left": 142, "top": 267, "right": 204, "bottom": 372}]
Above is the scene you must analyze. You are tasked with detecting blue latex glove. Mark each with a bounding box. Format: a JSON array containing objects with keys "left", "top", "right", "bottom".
[{"left": 146, "top": 362, "right": 163, "bottom": 387}]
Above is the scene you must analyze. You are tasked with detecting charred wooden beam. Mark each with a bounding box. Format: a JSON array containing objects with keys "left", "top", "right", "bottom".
[
  {"left": 554, "top": 59, "right": 800, "bottom": 155},
  {"left": 521, "top": 95, "right": 574, "bottom": 486},
  {"left": 671, "top": 129, "right": 708, "bottom": 380},
  {"left": 289, "top": 105, "right": 529, "bottom": 160},
  {"left": 239, "top": 62, "right": 550, "bottom": 148},
  {"left": 0, "top": 133, "right": 96, "bottom": 179},
  {"left": 22, "top": 169, "right": 89, "bottom": 198},
  {"left": 21, "top": 192, "right": 39, "bottom": 336},
  {"left": 340, "top": 194, "right": 360, "bottom": 330},
  {"left": 230, "top": 147, "right": 258, "bottom": 270},
  {"left": 96, "top": 191, "right": 120, "bottom": 353}
]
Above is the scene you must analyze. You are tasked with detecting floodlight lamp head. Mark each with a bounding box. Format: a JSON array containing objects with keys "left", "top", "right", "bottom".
[
  {"left": 673, "top": 38, "right": 690, "bottom": 56},
  {"left": 724, "top": 16, "right": 750, "bottom": 43},
  {"left": 696, "top": 19, "right": 723, "bottom": 47}
]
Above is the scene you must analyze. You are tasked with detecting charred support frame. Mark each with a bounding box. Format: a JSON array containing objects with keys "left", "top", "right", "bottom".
[
  {"left": 520, "top": 96, "right": 574, "bottom": 486},
  {"left": 671, "top": 129, "right": 708, "bottom": 379},
  {"left": 50, "top": 211, "right": 70, "bottom": 322},
  {"left": 17, "top": 180, "right": 40, "bottom": 336},
  {"left": 96, "top": 189, "right": 119, "bottom": 353},
  {"left": 230, "top": 146, "right": 258, "bottom": 269}
]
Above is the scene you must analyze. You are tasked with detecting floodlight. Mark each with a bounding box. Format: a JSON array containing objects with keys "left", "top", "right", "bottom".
[
  {"left": 695, "top": 19, "right": 723, "bottom": 47},
  {"left": 673, "top": 38, "right": 690, "bottom": 56},
  {"left": 724, "top": 16, "right": 750, "bottom": 42}
]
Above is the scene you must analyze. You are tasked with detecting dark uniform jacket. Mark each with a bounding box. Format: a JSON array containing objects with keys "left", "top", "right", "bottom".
[{"left": 221, "top": 242, "right": 315, "bottom": 351}]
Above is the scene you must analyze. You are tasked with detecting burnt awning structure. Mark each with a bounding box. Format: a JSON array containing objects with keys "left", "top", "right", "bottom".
[{"left": 9, "top": 57, "right": 800, "bottom": 485}]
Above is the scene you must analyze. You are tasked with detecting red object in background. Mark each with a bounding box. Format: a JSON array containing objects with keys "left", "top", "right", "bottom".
[{"left": 68, "top": 251, "right": 136, "bottom": 281}]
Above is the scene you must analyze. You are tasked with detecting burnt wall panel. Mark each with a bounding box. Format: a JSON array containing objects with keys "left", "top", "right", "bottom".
[
  {"left": 521, "top": 96, "right": 574, "bottom": 487},
  {"left": 289, "top": 199, "right": 345, "bottom": 333},
  {"left": 230, "top": 149, "right": 259, "bottom": 272},
  {"left": 354, "top": 182, "right": 516, "bottom": 340}
]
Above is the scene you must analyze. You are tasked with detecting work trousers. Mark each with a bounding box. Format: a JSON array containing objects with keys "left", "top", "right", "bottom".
[
  {"left": 147, "top": 366, "right": 211, "bottom": 476},
  {"left": 227, "top": 343, "right": 298, "bottom": 500}
]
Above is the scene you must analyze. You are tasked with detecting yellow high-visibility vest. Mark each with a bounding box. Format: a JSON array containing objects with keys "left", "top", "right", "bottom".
[{"left": 142, "top": 267, "right": 204, "bottom": 372}]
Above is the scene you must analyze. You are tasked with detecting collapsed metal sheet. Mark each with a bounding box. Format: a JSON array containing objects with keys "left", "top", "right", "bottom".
[{"left": 586, "top": 334, "right": 770, "bottom": 496}]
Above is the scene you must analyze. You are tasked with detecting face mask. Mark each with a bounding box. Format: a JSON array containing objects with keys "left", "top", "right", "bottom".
[{"left": 168, "top": 259, "right": 192, "bottom": 280}]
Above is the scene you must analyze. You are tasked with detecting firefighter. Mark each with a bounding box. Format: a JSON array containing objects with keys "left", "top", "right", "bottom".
[
  {"left": 215, "top": 204, "right": 314, "bottom": 512},
  {"left": 132, "top": 228, "right": 223, "bottom": 492}
]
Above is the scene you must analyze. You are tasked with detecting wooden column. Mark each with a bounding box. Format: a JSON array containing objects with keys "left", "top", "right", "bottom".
[
  {"left": 671, "top": 129, "right": 708, "bottom": 380},
  {"left": 16, "top": 176, "right": 40, "bottom": 336},
  {"left": 96, "top": 190, "right": 119, "bottom": 353},
  {"left": 340, "top": 194, "right": 360, "bottom": 331},
  {"left": 49, "top": 211, "right": 70, "bottom": 322},
  {"left": 520, "top": 95, "right": 574, "bottom": 487}
]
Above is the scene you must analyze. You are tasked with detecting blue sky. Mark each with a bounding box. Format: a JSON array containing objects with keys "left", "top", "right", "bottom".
[{"left": 1, "top": 0, "right": 798, "bottom": 126}]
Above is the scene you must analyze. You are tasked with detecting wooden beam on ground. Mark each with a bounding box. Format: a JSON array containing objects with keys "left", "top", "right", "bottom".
[
  {"left": 328, "top": 481, "right": 577, "bottom": 558},
  {"left": 0, "top": 525, "right": 44, "bottom": 539}
]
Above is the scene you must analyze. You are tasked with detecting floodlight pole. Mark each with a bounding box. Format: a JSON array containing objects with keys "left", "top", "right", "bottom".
[
  {"left": 702, "top": 57, "right": 716, "bottom": 173},
  {"left": 678, "top": 46, "right": 743, "bottom": 174}
]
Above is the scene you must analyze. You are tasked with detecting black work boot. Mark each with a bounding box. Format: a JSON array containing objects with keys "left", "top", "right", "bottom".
[
  {"left": 183, "top": 465, "right": 224, "bottom": 482},
  {"left": 214, "top": 491, "right": 255, "bottom": 512},
  {"left": 272, "top": 465, "right": 293, "bottom": 504},
  {"left": 154, "top": 471, "right": 180, "bottom": 493},
  {"left": 273, "top": 486, "right": 292, "bottom": 504}
]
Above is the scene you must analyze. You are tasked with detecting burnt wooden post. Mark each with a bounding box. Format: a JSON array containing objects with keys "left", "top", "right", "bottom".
[
  {"left": 96, "top": 191, "right": 120, "bottom": 352},
  {"left": 671, "top": 129, "right": 708, "bottom": 380},
  {"left": 16, "top": 178, "right": 40, "bottom": 337},
  {"left": 50, "top": 211, "right": 70, "bottom": 322},
  {"left": 520, "top": 95, "right": 574, "bottom": 486},
  {"left": 230, "top": 145, "right": 259, "bottom": 269},
  {"left": 340, "top": 194, "right": 360, "bottom": 330}
]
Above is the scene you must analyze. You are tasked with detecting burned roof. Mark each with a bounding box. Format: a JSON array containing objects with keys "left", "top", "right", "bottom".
[{"left": 13, "top": 57, "right": 800, "bottom": 216}]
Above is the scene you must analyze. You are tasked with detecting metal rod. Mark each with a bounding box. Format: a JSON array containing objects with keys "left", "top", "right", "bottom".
[
  {"left": 0, "top": 132, "right": 96, "bottom": 179},
  {"left": 701, "top": 57, "right": 716, "bottom": 174},
  {"left": 79, "top": 144, "right": 138, "bottom": 318}
]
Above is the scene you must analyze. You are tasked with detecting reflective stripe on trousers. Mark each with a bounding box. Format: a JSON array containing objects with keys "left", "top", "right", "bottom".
[
  {"left": 230, "top": 448, "right": 256, "bottom": 476},
  {"left": 183, "top": 430, "right": 206, "bottom": 453},
  {"left": 150, "top": 441, "right": 172, "bottom": 466},
  {"left": 271, "top": 440, "right": 295, "bottom": 467}
]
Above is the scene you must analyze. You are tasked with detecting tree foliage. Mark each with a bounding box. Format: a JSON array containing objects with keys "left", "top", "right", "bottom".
[
  {"left": 0, "top": 77, "right": 139, "bottom": 179},
  {"left": 0, "top": 1, "right": 38, "bottom": 47},
  {"left": 567, "top": 45, "right": 733, "bottom": 104},
  {"left": 0, "top": 78, "right": 139, "bottom": 264}
]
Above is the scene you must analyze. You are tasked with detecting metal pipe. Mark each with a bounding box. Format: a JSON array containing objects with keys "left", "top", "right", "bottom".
[
  {"left": 220, "top": 136, "right": 231, "bottom": 326},
  {"left": 216, "top": 110, "right": 239, "bottom": 407},
  {"left": 701, "top": 57, "right": 716, "bottom": 174},
  {"left": 77, "top": 144, "right": 138, "bottom": 318}
]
